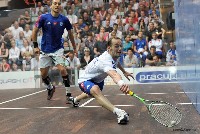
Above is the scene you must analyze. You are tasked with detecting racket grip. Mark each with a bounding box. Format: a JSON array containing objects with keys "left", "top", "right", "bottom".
[{"left": 129, "top": 91, "right": 134, "bottom": 96}]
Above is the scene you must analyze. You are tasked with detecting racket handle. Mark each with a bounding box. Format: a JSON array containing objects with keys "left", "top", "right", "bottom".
[{"left": 129, "top": 91, "right": 134, "bottom": 96}]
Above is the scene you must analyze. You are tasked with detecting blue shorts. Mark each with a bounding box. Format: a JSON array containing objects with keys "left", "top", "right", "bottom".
[{"left": 79, "top": 80, "right": 104, "bottom": 95}]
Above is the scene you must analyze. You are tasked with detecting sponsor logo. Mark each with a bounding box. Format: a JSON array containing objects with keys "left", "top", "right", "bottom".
[
  {"left": 0, "top": 77, "right": 34, "bottom": 84},
  {"left": 60, "top": 22, "right": 63, "bottom": 26},
  {"left": 136, "top": 70, "right": 200, "bottom": 83}
]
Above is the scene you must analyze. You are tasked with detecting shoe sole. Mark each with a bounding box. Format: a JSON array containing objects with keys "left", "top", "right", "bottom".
[
  {"left": 47, "top": 88, "right": 55, "bottom": 100},
  {"left": 118, "top": 115, "right": 129, "bottom": 125}
]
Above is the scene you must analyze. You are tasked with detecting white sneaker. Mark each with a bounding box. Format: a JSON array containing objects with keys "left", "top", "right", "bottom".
[{"left": 116, "top": 110, "right": 129, "bottom": 124}]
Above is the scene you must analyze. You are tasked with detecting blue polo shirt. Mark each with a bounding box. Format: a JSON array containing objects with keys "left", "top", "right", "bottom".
[{"left": 35, "top": 13, "right": 72, "bottom": 53}]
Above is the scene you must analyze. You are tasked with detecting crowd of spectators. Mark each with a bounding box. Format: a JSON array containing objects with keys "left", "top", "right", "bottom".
[{"left": 0, "top": 0, "right": 177, "bottom": 81}]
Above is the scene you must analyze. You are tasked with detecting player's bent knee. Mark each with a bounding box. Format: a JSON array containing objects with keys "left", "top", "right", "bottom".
[{"left": 90, "top": 86, "right": 102, "bottom": 96}]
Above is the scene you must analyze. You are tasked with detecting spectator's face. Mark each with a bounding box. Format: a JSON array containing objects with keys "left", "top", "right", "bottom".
[
  {"left": 100, "top": 27, "right": 105, "bottom": 33},
  {"left": 19, "top": 32, "right": 24, "bottom": 38},
  {"left": 141, "top": 11, "right": 145, "bottom": 17},
  {"left": 83, "top": 12, "right": 88, "bottom": 18},
  {"left": 170, "top": 42, "right": 175, "bottom": 49},
  {"left": 113, "top": 25, "right": 118, "bottom": 31},
  {"left": 38, "top": 2, "right": 42, "bottom": 7},
  {"left": 51, "top": 0, "right": 61, "bottom": 13},
  {"left": 152, "top": 33, "right": 157, "bottom": 39},
  {"left": 127, "top": 50, "right": 133, "bottom": 56},
  {"left": 153, "top": 56, "right": 159, "bottom": 63},
  {"left": 149, "top": 23, "right": 154, "bottom": 30},
  {"left": 25, "top": 25, "right": 30, "bottom": 31},
  {"left": 125, "top": 35, "right": 130, "bottom": 42},
  {"left": 12, "top": 63, "right": 18, "bottom": 70},
  {"left": 106, "top": 20, "right": 110, "bottom": 26},
  {"left": 68, "top": 9, "right": 72, "bottom": 15},
  {"left": 128, "top": 17, "right": 133, "bottom": 23},
  {"left": 64, "top": 42, "right": 69, "bottom": 47},
  {"left": 23, "top": 40, "right": 29, "bottom": 47},
  {"left": 138, "top": 32, "right": 143, "bottom": 38},
  {"left": 14, "top": 22, "right": 19, "bottom": 29},
  {"left": 150, "top": 47, "right": 156, "bottom": 54},
  {"left": 69, "top": 53, "right": 74, "bottom": 61},
  {"left": 11, "top": 40, "right": 16, "bottom": 47}
]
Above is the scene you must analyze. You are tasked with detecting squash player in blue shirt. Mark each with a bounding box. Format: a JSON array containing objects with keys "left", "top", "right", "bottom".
[{"left": 32, "top": 0, "right": 76, "bottom": 102}]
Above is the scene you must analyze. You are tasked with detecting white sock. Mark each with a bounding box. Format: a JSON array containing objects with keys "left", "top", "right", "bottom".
[
  {"left": 74, "top": 97, "right": 80, "bottom": 102},
  {"left": 113, "top": 107, "right": 121, "bottom": 115}
]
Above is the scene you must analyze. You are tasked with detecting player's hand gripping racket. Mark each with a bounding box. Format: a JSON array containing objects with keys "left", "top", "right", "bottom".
[{"left": 129, "top": 91, "right": 182, "bottom": 127}]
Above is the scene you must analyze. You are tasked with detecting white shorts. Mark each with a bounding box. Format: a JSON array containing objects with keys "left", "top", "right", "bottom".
[{"left": 39, "top": 48, "right": 65, "bottom": 68}]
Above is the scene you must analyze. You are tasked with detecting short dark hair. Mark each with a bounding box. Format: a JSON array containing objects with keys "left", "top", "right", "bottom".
[
  {"left": 150, "top": 46, "right": 156, "bottom": 50},
  {"left": 107, "top": 37, "right": 121, "bottom": 48}
]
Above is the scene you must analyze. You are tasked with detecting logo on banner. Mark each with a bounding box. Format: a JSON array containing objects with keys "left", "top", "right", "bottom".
[{"left": 136, "top": 70, "right": 200, "bottom": 83}]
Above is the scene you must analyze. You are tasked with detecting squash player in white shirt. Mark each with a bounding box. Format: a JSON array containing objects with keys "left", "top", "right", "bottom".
[{"left": 69, "top": 38, "right": 134, "bottom": 124}]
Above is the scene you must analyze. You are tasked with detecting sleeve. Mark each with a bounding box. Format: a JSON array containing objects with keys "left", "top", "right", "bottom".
[
  {"left": 64, "top": 17, "right": 73, "bottom": 31},
  {"left": 35, "top": 15, "right": 44, "bottom": 29}
]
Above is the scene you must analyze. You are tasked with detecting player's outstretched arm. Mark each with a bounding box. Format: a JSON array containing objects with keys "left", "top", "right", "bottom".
[
  {"left": 117, "top": 63, "right": 134, "bottom": 81},
  {"left": 106, "top": 70, "right": 129, "bottom": 94}
]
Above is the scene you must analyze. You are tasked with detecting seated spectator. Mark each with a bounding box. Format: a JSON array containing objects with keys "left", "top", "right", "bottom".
[
  {"left": 124, "top": 48, "right": 138, "bottom": 68},
  {"left": 145, "top": 22, "right": 156, "bottom": 42},
  {"left": 0, "top": 42, "right": 9, "bottom": 62},
  {"left": 8, "top": 40, "right": 21, "bottom": 65},
  {"left": 31, "top": 51, "right": 40, "bottom": 71},
  {"left": 10, "top": 62, "right": 22, "bottom": 72},
  {"left": 151, "top": 55, "right": 165, "bottom": 67},
  {"left": 148, "top": 32, "right": 163, "bottom": 58},
  {"left": 16, "top": 31, "right": 25, "bottom": 50},
  {"left": 93, "top": 33, "right": 108, "bottom": 57},
  {"left": 109, "top": 23, "right": 122, "bottom": 39},
  {"left": 82, "top": 11, "right": 93, "bottom": 28},
  {"left": 166, "top": 41, "right": 178, "bottom": 66},
  {"left": 122, "top": 35, "right": 133, "bottom": 56},
  {"left": 133, "top": 31, "right": 148, "bottom": 66},
  {"left": 80, "top": 47, "right": 94, "bottom": 69},
  {"left": 19, "top": 10, "right": 31, "bottom": 25},
  {"left": 96, "top": 27, "right": 109, "bottom": 41},
  {"left": 104, "top": 20, "right": 113, "bottom": 33},
  {"left": 65, "top": 51, "right": 81, "bottom": 70},
  {"left": 23, "top": 24, "right": 32, "bottom": 40},
  {"left": 9, "top": 21, "right": 23, "bottom": 40},
  {"left": 145, "top": 46, "right": 157, "bottom": 66},
  {"left": 21, "top": 38, "right": 33, "bottom": 59},
  {"left": 84, "top": 33, "right": 95, "bottom": 57},
  {"left": 1, "top": 58, "right": 10, "bottom": 72},
  {"left": 82, "top": 0, "right": 92, "bottom": 12},
  {"left": 66, "top": 8, "right": 78, "bottom": 25},
  {"left": 154, "top": 21, "right": 165, "bottom": 40}
]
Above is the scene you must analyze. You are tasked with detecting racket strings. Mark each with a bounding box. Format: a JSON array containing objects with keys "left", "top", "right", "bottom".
[{"left": 149, "top": 103, "right": 182, "bottom": 127}]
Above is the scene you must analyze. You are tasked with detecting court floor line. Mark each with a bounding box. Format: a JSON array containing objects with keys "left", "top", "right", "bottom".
[
  {"left": 0, "top": 91, "right": 197, "bottom": 107},
  {"left": 0, "top": 90, "right": 46, "bottom": 105},
  {"left": 0, "top": 103, "right": 198, "bottom": 110}
]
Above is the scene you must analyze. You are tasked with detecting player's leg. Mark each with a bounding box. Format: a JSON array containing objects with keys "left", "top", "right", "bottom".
[
  {"left": 56, "top": 64, "right": 72, "bottom": 103},
  {"left": 40, "top": 55, "right": 55, "bottom": 100},
  {"left": 90, "top": 85, "right": 129, "bottom": 124},
  {"left": 72, "top": 80, "right": 129, "bottom": 124}
]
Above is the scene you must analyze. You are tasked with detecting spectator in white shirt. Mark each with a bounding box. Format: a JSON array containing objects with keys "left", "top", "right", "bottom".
[
  {"left": 65, "top": 51, "right": 81, "bottom": 70},
  {"left": 66, "top": 9, "right": 78, "bottom": 25},
  {"left": 23, "top": 24, "right": 32, "bottom": 40},
  {"left": 9, "top": 21, "right": 23, "bottom": 40},
  {"left": 8, "top": 39, "right": 21, "bottom": 65},
  {"left": 148, "top": 32, "right": 163, "bottom": 58}
]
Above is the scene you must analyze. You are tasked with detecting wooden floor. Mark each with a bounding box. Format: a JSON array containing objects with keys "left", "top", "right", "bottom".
[{"left": 0, "top": 84, "right": 199, "bottom": 134}]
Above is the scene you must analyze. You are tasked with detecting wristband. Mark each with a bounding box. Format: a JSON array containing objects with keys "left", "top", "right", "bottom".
[
  {"left": 33, "top": 42, "right": 38, "bottom": 48},
  {"left": 117, "top": 80, "right": 125, "bottom": 87}
]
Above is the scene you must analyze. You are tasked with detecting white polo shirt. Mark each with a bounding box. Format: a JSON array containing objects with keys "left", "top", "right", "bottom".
[{"left": 78, "top": 51, "right": 119, "bottom": 83}]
